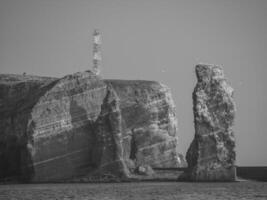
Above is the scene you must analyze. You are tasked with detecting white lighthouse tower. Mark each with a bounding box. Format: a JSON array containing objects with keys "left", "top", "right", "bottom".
[{"left": 92, "top": 29, "right": 102, "bottom": 75}]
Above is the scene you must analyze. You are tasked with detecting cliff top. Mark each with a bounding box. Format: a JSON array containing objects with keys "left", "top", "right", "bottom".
[
  {"left": 0, "top": 74, "right": 163, "bottom": 87},
  {"left": 0, "top": 74, "right": 57, "bottom": 85}
]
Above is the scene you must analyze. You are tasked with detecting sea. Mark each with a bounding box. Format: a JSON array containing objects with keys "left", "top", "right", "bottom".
[{"left": 0, "top": 181, "right": 267, "bottom": 200}]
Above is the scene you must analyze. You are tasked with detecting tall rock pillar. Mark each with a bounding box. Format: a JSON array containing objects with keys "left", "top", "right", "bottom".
[{"left": 183, "top": 64, "right": 236, "bottom": 181}]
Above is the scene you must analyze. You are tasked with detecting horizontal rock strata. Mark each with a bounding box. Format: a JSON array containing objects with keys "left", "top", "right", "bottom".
[
  {"left": 106, "top": 80, "right": 183, "bottom": 170},
  {"left": 0, "top": 72, "right": 184, "bottom": 182}
]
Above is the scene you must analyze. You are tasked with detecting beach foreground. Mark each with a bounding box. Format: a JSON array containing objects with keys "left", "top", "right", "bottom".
[{"left": 0, "top": 181, "right": 266, "bottom": 200}]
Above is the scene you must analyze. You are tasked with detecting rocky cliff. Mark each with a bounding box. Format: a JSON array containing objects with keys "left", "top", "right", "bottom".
[
  {"left": 182, "top": 64, "right": 236, "bottom": 181},
  {"left": 0, "top": 71, "right": 184, "bottom": 182}
]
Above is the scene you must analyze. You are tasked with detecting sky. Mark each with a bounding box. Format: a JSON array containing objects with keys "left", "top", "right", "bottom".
[{"left": 0, "top": 0, "right": 267, "bottom": 166}]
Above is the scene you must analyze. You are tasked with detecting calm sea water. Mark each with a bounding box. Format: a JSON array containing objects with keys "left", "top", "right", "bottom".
[{"left": 0, "top": 181, "right": 267, "bottom": 200}]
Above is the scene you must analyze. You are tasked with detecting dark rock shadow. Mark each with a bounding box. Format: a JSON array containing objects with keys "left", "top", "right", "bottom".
[
  {"left": 69, "top": 100, "right": 96, "bottom": 172},
  {"left": 70, "top": 100, "right": 89, "bottom": 127},
  {"left": 0, "top": 79, "right": 59, "bottom": 182}
]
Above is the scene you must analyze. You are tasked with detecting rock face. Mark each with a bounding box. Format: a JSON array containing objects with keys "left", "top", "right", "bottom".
[
  {"left": 106, "top": 80, "right": 182, "bottom": 170},
  {"left": 184, "top": 64, "right": 236, "bottom": 181},
  {"left": 92, "top": 84, "right": 130, "bottom": 178},
  {"left": 0, "top": 72, "right": 183, "bottom": 182}
]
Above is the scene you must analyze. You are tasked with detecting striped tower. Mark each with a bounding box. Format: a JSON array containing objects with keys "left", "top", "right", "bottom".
[{"left": 92, "top": 29, "right": 102, "bottom": 75}]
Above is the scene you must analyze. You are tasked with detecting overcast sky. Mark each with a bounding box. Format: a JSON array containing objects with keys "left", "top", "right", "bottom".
[{"left": 1, "top": 0, "right": 267, "bottom": 166}]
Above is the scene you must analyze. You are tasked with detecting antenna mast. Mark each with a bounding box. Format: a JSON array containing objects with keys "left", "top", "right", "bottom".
[{"left": 92, "top": 29, "right": 102, "bottom": 75}]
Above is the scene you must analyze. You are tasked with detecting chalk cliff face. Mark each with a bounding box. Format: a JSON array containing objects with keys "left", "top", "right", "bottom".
[
  {"left": 0, "top": 71, "right": 183, "bottom": 182},
  {"left": 92, "top": 84, "right": 130, "bottom": 178},
  {"left": 183, "top": 64, "right": 236, "bottom": 181},
  {"left": 106, "top": 80, "right": 181, "bottom": 169},
  {"left": 0, "top": 74, "right": 57, "bottom": 181}
]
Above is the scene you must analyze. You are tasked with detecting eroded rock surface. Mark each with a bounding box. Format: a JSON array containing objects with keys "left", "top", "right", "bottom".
[
  {"left": 0, "top": 72, "right": 183, "bottom": 182},
  {"left": 106, "top": 80, "right": 183, "bottom": 170},
  {"left": 92, "top": 84, "right": 130, "bottom": 178},
  {"left": 183, "top": 64, "right": 236, "bottom": 181}
]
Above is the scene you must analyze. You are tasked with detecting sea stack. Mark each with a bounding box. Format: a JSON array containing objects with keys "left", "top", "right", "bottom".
[{"left": 184, "top": 64, "right": 236, "bottom": 181}]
